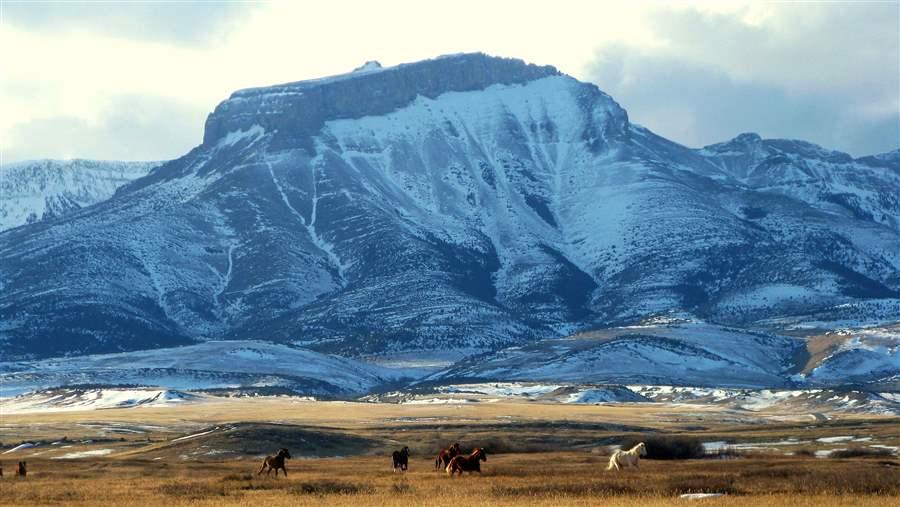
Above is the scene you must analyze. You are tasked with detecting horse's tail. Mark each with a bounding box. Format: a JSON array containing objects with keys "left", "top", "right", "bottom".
[
  {"left": 435, "top": 454, "right": 441, "bottom": 470},
  {"left": 257, "top": 457, "right": 269, "bottom": 475},
  {"left": 606, "top": 452, "right": 618, "bottom": 471}
]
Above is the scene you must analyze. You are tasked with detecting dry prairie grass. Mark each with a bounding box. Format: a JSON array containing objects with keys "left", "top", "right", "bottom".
[
  {"left": 2, "top": 453, "right": 898, "bottom": 506},
  {"left": 2, "top": 399, "right": 899, "bottom": 505}
]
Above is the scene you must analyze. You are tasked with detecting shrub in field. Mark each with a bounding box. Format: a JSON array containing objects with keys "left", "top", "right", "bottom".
[
  {"left": 290, "top": 481, "right": 374, "bottom": 495},
  {"left": 391, "top": 481, "right": 414, "bottom": 494},
  {"left": 492, "top": 483, "right": 635, "bottom": 497},
  {"left": 221, "top": 473, "right": 254, "bottom": 481},
  {"left": 158, "top": 482, "right": 231, "bottom": 499},
  {"left": 709, "top": 446, "right": 741, "bottom": 459},
  {"left": 663, "top": 475, "right": 742, "bottom": 496},
  {"left": 19, "top": 490, "right": 84, "bottom": 503},
  {"left": 738, "top": 466, "right": 802, "bottom": 479},
  {"left": 829, "top": 447, "right": 895, "bottom": 459},
  {"left": 237, "top": 481, "right": 285, "bottom": 491},
  {"left": 812, "top": 470, "right": 900, "bottom": 495},
  {"left": 619, "top": 435, "right": 705, "bottom": 459}
]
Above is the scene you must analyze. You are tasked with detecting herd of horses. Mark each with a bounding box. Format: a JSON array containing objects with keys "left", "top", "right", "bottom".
[
  {"left": 3, "top": 443, "right": 647, "bottom": 480},
  {"left": 254, "top": 441, "right": 647, "bottom": 477}
]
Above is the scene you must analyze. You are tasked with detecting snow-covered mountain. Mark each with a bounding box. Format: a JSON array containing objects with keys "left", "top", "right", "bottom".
[
  {"left": 0, "top": 159, "right": 159, "bottom": 231},
  {"left": 0, "top": 54, "right": 897, "bottom": 392}
]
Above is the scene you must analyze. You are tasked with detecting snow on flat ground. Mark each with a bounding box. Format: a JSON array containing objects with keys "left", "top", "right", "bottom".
[
  {"left": 416, "top": 382, "right": 899, "bottom": 414},
  {"left": 440, "top": 382, "right": 563, "bottom": 397},
  {"left": 402, "top": 398, "right": 477, "bottom": 405},
  {"left": 631, "top": 385, "right": 900, "bottom": 415},
  {"left": 703, "top": 439, "right": 808, "bottom": 452},
  {"left": 816, "top": 436, "right": 856, "bottom": 443},
  {"left": 52, "top": 449, "right": 114, "bottom": 459},
  {"left": 171, "top": 427, "right": 227, "bottom": 442},
  {"left": 435, "top": 382, "right": 646, "bottom": 404}
]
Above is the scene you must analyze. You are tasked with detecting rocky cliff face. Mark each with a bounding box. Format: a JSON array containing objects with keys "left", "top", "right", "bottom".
[
  {"left": 201, "top": 54, "right": 561, "bottom": 148},
  {"left": 1, "top": 53, "right": 898, "bottom": 363}
]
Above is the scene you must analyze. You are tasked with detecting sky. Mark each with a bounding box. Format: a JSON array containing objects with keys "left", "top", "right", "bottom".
[{"left": 1, "top": 0, "right": 897, "bottom": 163}]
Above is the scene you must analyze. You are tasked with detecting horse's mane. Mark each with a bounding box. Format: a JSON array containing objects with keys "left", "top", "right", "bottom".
[{"left": 626, "top": 442, "right": 645, "bottom": 454}]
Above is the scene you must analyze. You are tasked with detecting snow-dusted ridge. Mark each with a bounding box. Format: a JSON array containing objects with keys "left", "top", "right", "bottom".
[
  {"left": 427, "top": 321, "right": 803, "bottom": 388},
  {"left": 1, "top": 53, "right": 898, "bottom": 395},
  {"left": 0, "top": 159, "right": 160, "bottom": 231},
  {"left": 0, "top": 341, "right": 402, "bottom": 398},
  {"left": 365, "top": 381, "right": 900, "bottom": 415}
]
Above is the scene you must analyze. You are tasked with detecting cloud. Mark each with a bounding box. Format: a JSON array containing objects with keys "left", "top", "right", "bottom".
[
  {"left": 588, "top": 4, "right": 900, "bottom": 156},
  {"left": 1, "top": 0, "right": 260, "bottom": 47},
  {"left": 1, "top": 1, "right": 896, "bottom": 161},
  {"left": 2, "top": 95, "right": 207, "bottom": 163}
]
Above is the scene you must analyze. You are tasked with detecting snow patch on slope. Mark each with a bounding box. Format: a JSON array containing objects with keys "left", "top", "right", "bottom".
[{"left": 0, "top": 388, "right": 199, "bottom": 414}]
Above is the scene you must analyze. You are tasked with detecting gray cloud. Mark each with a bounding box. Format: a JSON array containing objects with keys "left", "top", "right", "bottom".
[
  {"left": 589, "top": 4, "right": 900, "bottom": 156},
  {"left": 3, "top": 95, "right": 207, "bottom": 163},
  {"left": 1, "top": 1, "right": 261, "bottom": 46}
]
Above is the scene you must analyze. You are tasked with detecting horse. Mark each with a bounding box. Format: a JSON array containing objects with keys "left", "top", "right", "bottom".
[
  {"left": 392, "top": 446, "right": 410, "bottom": 472},
  {"left": 257, "top": 448, "right": 291, "bottom": 477},
  {"left": 434, "top": 443, "right": 461, "bottom": 470},
  {"left": 446, "top": 448, "right": 487, "bottom": 476},
  {"left": 606, "top": 442, "right": 647, "bottom": 471},
  {"left": 15, "top": 461, "right": 27, "bottom": 477}
]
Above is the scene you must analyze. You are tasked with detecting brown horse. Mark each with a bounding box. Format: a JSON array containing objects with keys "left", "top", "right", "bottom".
[
  {"left": 392, "top": 446, "right": 410, "bottom": 472},
  {"left": 257, "top": 448, "right": 291, "bottom": 477},
  {"left": 446, "top": 448, "right": 487, "bottom": 476},
  {"left": 15, "top": 461, "right": 27, "bottom": 477},
  {"left": 434, "top": 443, "right": 461, "bottom": 470}
]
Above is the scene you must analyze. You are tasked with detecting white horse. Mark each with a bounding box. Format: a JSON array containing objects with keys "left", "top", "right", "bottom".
[{"left": 606, "top": 442, "right": 647, "bottom": 471}]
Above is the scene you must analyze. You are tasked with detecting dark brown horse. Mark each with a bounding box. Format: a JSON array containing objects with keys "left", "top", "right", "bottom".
[
  {"left": 392, "top": 446, "right": 410, "bottom": 472},
  {"left": 434, "top": 442, "right": 461, "bottom": 470},
  {"left": 446, "top": 448, "right": 486, "bottom": 476},
  {"left": 15, "top": 461, "right": 27, "bottom": 477},
  {"left": 257, "top": 448, "right": 291, "bottom": 477}
]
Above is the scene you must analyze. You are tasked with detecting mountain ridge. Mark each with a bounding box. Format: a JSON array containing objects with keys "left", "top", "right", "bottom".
[
  {"left": 0, "top": 54, "right": 897, "bottom": 382},
  {"left": 0, "top": 159, "right": 159, "bottom": 232}
]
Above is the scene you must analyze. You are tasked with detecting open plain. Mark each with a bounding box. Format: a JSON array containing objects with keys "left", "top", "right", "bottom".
[{"left": 2, "top": 397, "right": 898, "bottom": 506}]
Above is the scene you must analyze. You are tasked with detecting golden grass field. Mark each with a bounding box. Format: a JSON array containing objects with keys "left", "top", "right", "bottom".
[{"left": 1, "top": 398, "right": 899, "bottom": 506}]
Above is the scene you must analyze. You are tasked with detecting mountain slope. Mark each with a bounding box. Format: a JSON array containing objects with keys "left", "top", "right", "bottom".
[
  {"left": 0, "top": 53, "right": 898, "bottom": 365},
  {"left": 0, "top": 340, "right": 394, "bottom": 397},
  {"left": 427, "top": 320, "right": 804, "bottom": 388},
  {"left": 0, "top": 159, "right": 159, "bottom": 231}
]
